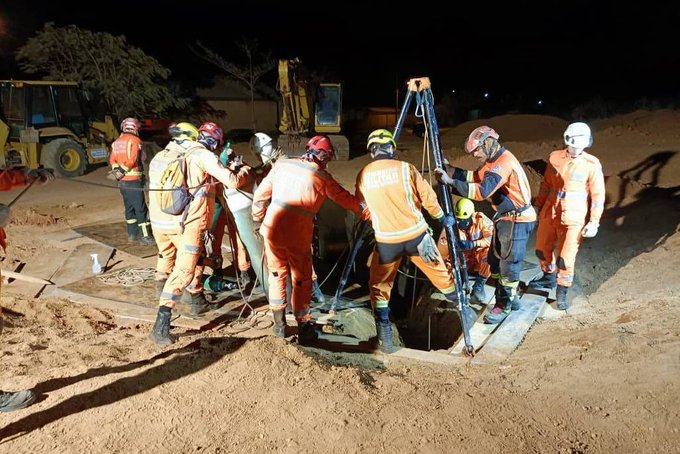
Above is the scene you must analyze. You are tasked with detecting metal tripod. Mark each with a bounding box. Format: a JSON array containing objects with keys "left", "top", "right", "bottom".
[{"left": 394, "top": 77, "right": 475, "bottom": 356}]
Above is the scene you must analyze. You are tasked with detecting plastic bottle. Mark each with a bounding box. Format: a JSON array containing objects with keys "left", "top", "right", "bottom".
[{"left": 91, "top": 253, "right": 102, "bottom": 274}]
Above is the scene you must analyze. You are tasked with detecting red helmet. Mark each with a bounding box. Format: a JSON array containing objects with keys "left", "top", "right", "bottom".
[
  {"left": 464, "top": 126, "right": 499, "bottom": 153},
  {"left": 198, "top": 122, "right": 224, "bottom": 150},
  {"left": 306, "top": 135, "right": 335, "bottom": 162},
  {"left": 120, "top": 117, "right": 140, "bottom": 135}
]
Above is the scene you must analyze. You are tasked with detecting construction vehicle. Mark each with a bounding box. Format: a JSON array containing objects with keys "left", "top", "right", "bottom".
[
  {"left": 0, "top": 80, "right": 118, "bottom": 177},
  {"left": 277, "top": 59, "right": 350, "bottom": 160}
]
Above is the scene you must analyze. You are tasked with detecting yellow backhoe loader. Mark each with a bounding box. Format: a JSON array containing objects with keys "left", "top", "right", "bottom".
[
  {"left": 277, "top": 59, "right": 350, "bottom": 159},
  {"left": 0, "top": 80, "right": 118, "bottom": 177}
]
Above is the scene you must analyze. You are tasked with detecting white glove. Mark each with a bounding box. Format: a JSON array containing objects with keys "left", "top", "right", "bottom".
[{"left": 582, "top": 222, "right": 599, "bottom": 238}]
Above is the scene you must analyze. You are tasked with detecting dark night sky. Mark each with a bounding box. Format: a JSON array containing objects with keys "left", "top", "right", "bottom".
[{"left": 1, "top": 1, "right": 679, "bottom": 110}]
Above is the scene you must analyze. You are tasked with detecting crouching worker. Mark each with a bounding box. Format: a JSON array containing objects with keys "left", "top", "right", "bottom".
[
  {"left": 356, "top": 129, "right": 474, "bottom": 353},
  {"left": 148, "top": 121, "right": 251, "bottom": 346},
  {"left": 437, "top": 198, "right": 493, "bottom": 304},
  {"left": 252, "top": 135, "right": 368, "bottom": 345}
]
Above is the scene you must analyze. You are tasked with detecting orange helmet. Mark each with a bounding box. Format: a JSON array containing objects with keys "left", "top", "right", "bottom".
[
  {"left": 120, "top": 117, "right": 140, "bottom": 135},
  {"left": 306, "top": 135, "right": 335, "bottom": 162},
  {"left": 464, "top": 126, "right": 499, "bottom": 153}
]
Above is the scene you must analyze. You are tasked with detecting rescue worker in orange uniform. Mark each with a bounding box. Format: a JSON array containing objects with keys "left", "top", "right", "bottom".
[
  {"left": 0, "top": 166, "right": 53, "bottom": 411},
  {"left": 437, "top": 198, "right": 493, "bottom": 304},
  {"left": 435, "top": 126, "right": 536, "bottom": 324},
  {"left": 528, "top": 122, "right": 605, "bottom": 309},
  {"left": 148, "top": 122, "right": 248, "bottom": 345},
  {"left": 357, "top": 129, "right": 473, "bottom": 353},
  {"left": 109, "top": 117, "right": 154, "bottom": 245},
  {"left": 252, "top": 135, "right": 367, "bottom": 344}
]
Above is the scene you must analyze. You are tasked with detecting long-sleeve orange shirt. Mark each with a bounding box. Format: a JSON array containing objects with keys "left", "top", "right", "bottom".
[
  {"left": 534, "top": 149, "right": 605, "bottom": 226},
  {"left": 252, "top": 158, "right": 362, "bottom": 244},
  {"left": 355, "top": 158, "right": 444, "bottom": 244}
]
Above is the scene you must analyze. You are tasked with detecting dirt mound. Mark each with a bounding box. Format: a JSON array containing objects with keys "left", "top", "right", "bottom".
[
  {"left": 9, "top": 207, "right": 64, "bottom": 226},
  {"left": 448, "top": 114, "right": 568, "bottom": 143}
]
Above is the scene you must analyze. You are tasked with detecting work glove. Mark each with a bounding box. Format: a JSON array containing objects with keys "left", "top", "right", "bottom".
[
  {"left": 416, "top": 232, "right": 440, "bottom": 263},
  {"left": 459, "top": 239, "right": 475, "bottom": 251},
  {"left": 433, "top": 167, "right": 454, "bottom": 185},
  {"left": 26, "top": 167, "right": 55, "bottom": 183},
  {"left": 440, "top": 215, "right": 455, "bottom": 229},
  {"left": 228, "top": 155, "right": 244, "bottom": 171},
  {"left": 581, "top": 221, "right": 599, "bottom": 238}
]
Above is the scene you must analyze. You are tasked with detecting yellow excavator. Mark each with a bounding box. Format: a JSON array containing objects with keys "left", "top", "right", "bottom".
[
  {"left": 0, "top": 80, "right": 118, "bottom": 177},
  {"left": 277, "top": 59, "right": 350, "bottom": 160}
]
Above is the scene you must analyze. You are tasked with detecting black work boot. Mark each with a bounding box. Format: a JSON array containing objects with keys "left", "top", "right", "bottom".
[
  {"left": 556, "top": 285, "right": 570, "bottom": 310},
  {"left": 375, "top": 307, "right": 397, "bottom": 353},
  {"left": 190, "top": 292, "right": 211, "bottom": 316},
  {"left": 0, "top": 389, "right": 37, "bottom": 412},
  {"left": 154, "top": 279, "right": 167, "bottom": 299},
  {"left": 484, "top": 286, "right": 511, "bottom": 324},
  {"left": 149, "top": 307, "right": 176, "bottom": 346},
  {"left": 470, "top": 277, "right": 488, "bottom": 304},
  {"left": 272, "top": 309, "right": 287, "bottom": 338},
  {"left": 180, "top": 289, "right": 192, "bottom": 305},
  {"left": 529, "top": 271, "right": 557, "bottom": 289},
  {"left": 297, "top": 321, "right": 318, "bottom": 345}
]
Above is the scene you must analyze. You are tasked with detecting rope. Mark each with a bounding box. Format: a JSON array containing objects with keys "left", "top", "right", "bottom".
[
  {"left": 62, "top": 176, "right": 217, "bottom": 192},
  {"left": 97, "top": 267, "right": 156, "bottom": 287}
]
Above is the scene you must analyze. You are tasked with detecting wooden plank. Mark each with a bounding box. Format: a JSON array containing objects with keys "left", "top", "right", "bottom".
[
  {"left": 449, "top": 322, "right": 496, "bottom": 356},
  {"left": 391, "top": 347, "right": 467, "bottom": 366},
  {"left": 472, "top": 293, "right": 546, "bottom": 364},
  {"left": 51, "top": 243, "right": 114, "bottom": 286},
  {"left": 72, "top": 221, "right": 157, "bottom": 258}
]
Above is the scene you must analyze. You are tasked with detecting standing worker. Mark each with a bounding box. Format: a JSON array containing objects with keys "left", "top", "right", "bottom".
[
  {"left": 437, "top": 198, "right": 493, "bottom": 304},
  {"left": 0, "top": 166, "right": 54, "bottom": 411},
  {"left": 109, "top": 117, "right": 154, "bottom": 245},
  {"left": 148, "top": 121, "right": 246, "bottom": 345},
  {"left": 356, "top": 129, "right": 471, "bottom": 353},
  {"left": 252, "top": 135, "right": 367, "bottom": 344},
  {"left": 435, "top": 126, "right": 536, "bottom": 324},
  {"left": 528, "top": 122, "right": 605, "bottom": 309}
]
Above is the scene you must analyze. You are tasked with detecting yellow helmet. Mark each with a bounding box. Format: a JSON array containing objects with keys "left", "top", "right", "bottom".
[
  {"left": 169, "top": 122, "right": 199, "bottom": 141},
  {"left": 454, "top": 198, "right": 475, "bottom": 220},
  {"left": 367, "top": 129, "right": 396, "bottom": 150}
]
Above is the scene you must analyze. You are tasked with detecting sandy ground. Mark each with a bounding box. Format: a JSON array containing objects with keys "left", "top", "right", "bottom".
[{"left": 0, "top": 110, "right": 679, "bottom": 452}]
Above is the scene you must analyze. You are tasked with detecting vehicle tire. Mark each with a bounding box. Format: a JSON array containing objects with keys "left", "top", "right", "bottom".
[{"left": 41, "top": 138, "right": 88, "bottom": 177}]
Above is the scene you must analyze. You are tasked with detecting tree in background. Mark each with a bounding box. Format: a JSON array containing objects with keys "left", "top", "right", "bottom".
[
  {"left": 193, "top": 37, "right": 275, "bottom": 131},
  {"left": 15, "top": 23, "right": 187, "bottom": 119}
]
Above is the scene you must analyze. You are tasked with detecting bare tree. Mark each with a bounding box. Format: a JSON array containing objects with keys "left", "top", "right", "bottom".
[{"left": 193, "top": 37, "right": 275, "bottom": 131}]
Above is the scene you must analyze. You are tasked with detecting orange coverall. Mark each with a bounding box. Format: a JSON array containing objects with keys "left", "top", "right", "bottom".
[
  {"left": 149, "top": 140, "right": 252, "bottom": 308},
  {"left": 437, "top": 211, "right": 493, "bottom": 278},
  {"left": 252, "top": 158, "right": 362, "bottom": 322},
  {"left": 533, "top": 149, "right": 605, "bottom": 287},
  {"left": 109, "top": 132, "right": 151, "bottom": 239},
  {"left": 355, "top": 158, "right": 456, "bottom": 310}
]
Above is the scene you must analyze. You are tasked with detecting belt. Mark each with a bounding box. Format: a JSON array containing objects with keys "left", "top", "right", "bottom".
[{"left": 495, "top": 204, "right": 532, "bottom": 220}]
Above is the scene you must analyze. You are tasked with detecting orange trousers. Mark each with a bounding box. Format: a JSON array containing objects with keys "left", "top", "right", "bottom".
[
  {"left": 155, "top": 228, "right": 205, "bottom": 308},
  {"left": 370, "top": 233, "right": 457, "bottom": 310},
  {"left": 437, "top": 230, "right": 491, "bottom": 278},
  {"left": 534, "top": 218, "right": 583, "bottom": 287},
  {"left": 263, "top": 238, "right": 313, "bottom": 322}
]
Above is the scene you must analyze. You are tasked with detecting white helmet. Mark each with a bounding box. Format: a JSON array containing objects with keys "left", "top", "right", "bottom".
[
  {"left": 251, "top": 132, "right": 277, "bottom": 165},
  {"left": 564, "top": 122, "right": 592, "bottom": 149}
]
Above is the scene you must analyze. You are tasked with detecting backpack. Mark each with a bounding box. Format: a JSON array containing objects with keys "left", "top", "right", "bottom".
[{"left": 154, "top": 143, "right": 202, "bottom": 217}]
